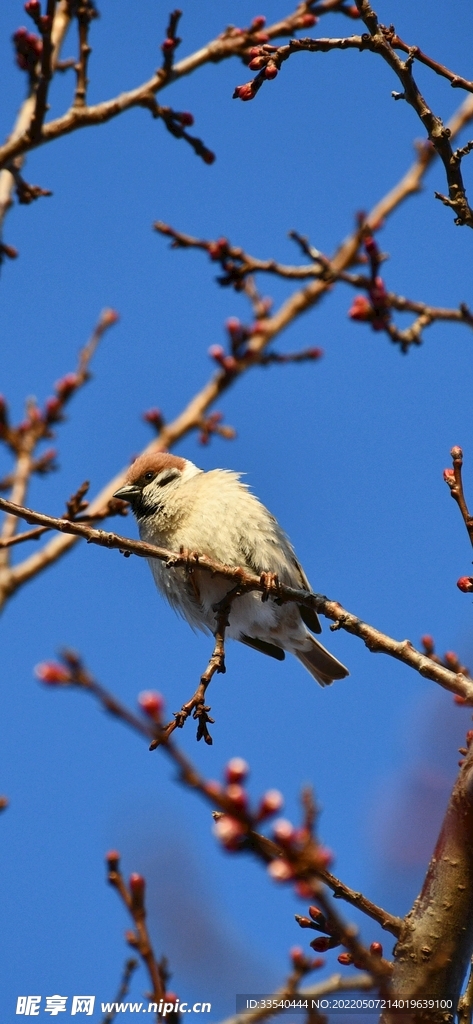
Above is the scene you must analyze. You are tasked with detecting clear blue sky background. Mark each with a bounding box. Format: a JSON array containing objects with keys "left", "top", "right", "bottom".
[{"left": 1, "top": 1, "right": 473, "bottom": 1020}]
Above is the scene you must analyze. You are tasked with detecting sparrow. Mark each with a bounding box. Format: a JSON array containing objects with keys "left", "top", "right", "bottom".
[{"left": 113, "top": 453, "right": 349, "bottom": 686}]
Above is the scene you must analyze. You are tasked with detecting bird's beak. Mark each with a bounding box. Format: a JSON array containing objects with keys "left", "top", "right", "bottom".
[{"left": 113, "top": 483, "right": 141, "bottom": 501}]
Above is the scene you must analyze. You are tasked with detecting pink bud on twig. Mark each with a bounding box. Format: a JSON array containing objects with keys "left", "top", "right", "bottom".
[
  {"left": 225, "top": 756, "right": 249, "bottom": 783},
  {"left": 35, "top": 662, "right": 71, "bottom": 684}
]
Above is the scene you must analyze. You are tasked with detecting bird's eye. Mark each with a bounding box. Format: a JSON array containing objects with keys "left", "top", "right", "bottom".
[{"left": 144, "top": 471, "right": 154, "bottom": 482}]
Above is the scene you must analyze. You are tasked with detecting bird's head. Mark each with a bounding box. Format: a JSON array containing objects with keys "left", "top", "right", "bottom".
[{"left": 113, "top": 453, "right": 199, "bottom": 521}]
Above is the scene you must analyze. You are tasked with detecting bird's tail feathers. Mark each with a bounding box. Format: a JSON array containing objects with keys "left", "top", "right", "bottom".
[{"left": 296, "top": 635, "right": 349, "bottom": 687}]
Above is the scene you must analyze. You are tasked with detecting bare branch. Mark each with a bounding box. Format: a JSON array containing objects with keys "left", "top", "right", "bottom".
[{"left": 8, "top": 496, "right": 473, "bottom": 701}]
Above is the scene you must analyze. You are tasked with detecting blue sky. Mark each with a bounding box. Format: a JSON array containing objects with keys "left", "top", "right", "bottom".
[{"left": 1, "top": 1, "right": 473, "bottom": 1020}]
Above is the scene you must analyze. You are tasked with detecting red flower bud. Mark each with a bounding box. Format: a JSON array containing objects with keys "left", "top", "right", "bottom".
[
  {"left": 290, "top": 946, "right": 305, "bottom": 966},
  {"left": 129, "top": 873, "right": 145, "bottom": 910},
  {"left": 309, "top": 906, "right": 327, "bottom": 928},
  {"left": 454, "top": 694, "right": 468, "bottom": 705},
  {"left": 207, "top": 238, "right": 227, "bottom": 260},
  {"left": 106, "top": 850, "right": 121, "bottom": 870},
  {"left": 138, "top": 690, "right": 164, "bottom": 720},
  {"left": 364, "top": 235, "right": 378, "bottom": 255},
  {"left": 177, "top": 111, "right": 194, "bottom": 126},
  {"left": 457, "top": 577, "right": 473, "bottom": 593},
  {"left": 202, "top": 149, "right": 216, "bottom": 165},
  {"left": 251, "top": 16, "right": 266, "bottom": 29},
  {"left": 338, "top": 952, "right": 354, "bottom": 965},
  {"left": 213, "top": 815, "right": 246, "bottom": 851},
  {"left": 225, "top": 783, "right": 247, "bottom": 809},
  {"left": 370, "top": 942, "right": 383, "bottom": 957},
  {"left": 443, "top": 468, "right": 455, "bottom": 483},
  {"left": 264, "top": 63, "right": 278, "bottom": 80},
  {"left": 310, "top": 935, "right": 339, "bottom": 952},
  {"left": 225, "top": 756, "right": 249, "bottom": 783},
  {"left": 44, "top": 396, "right": 63, "bottom": 422},
  {"left": 298, "top": 13, "right": 317, "bottom": 27},
  {"left": 248, "top": 56, "right": 266, "bottom": 70},
  {"left": 348, "top": 295, "right": 372, "bottom": 321},
  {"left": 24, "top": 0, "right": 41, "bottom": 16},
  {"left": 161, "top": 37, "right": 176, "bottom": 52},
  {"left": 100, "top": 308, "right": 120, "bottom": 327},
  {"left": 466, "top": 730, "right": 473, "bottom": 746},
  {"left": 35, "top": 661, "right": 71, "bottom": 685},
  {"left": 273, "top": 818, "right": 295, "bottom": 844},
  {"left": 55, "top": 372, "right": 80, "bottom": 398},
  {"left": 143, "top": 408, "right": 164, "bottom": 429},
  {"left": 233, "top": 83, "right": 255, "bottom": 101},
  {"left": 444, "top": 651, "right": 459, "bottom": 668},
  {"left": 267, "top": 858, "right": 294, "bottom": 882},
  {"left": 248, "top": 46, "right": 264, "bottom": 57},
  {"left": 295, "top": 916, "right": 313, "bottom": 929},
  {"left": 421, "top": 634, "right": 435, "bottom": 653},
  {"left": 294, "top": 880, "right": 314, "bottom": 899},
  {"left": 257, "top": 789, "right": 284, "bottom": 818}
]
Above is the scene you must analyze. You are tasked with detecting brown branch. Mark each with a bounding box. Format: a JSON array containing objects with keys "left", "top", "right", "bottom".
[
  {"left": 9, "top": 495, "right": 473, "bottom": 702},
  {"left": 73, "top": 2, "right": 96, "bottom": 108},
  {"left": 458, "top": 959, "right": 473, "bottom": 1024},
  {"left": 444, "top": 446, "right": 473, "bottom": 548},
  {"left": 106, "top": 853, "right": 165, "bottom": 1007},
  {"left": 391, "top": 36, "right": 473, "bottom": 97},
  {"left": 234, "top": 6, "right": 473, "bottom": 226},
  {"left": 29, "top": 0, "right": 57, "bottom": 141},
  {"left": 222, "top": 973, "right": 375, "bottom": 1024},
  {"left": 156, "top": 221, "right": 473, "bottom": 351},
  {"left": 0, "top": 3, "right": 347, "bottom": 175},
  {"left": 101, "top": 958, "right": 138, "bottom": 1024},
  {"left": 0, "top": 308, "right": 117, "bottom": 571},
  {"left": 319, "top": 866, "right": 402, "bottom": 936},
  {"left": 380, "top": 736, "right": 473, "bottom": 1023},
  {"left": 38, "top": 652, "right": 400, "bottom": 946},
  {"left": 354, "top": 1, "right": 473, "bottom": 226},
  {"left": 1, "top": 93, "right": 472, "bottom": 605}
]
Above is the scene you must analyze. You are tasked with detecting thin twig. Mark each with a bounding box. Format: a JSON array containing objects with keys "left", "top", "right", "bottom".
[{"left": 101, "top": 958, "right": 138, "bottom": 1024}]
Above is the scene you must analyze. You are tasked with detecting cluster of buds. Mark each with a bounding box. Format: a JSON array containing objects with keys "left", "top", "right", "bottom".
[
  {"left": 208, "top": 345, "right": 238, "bottom": 375},
  {"left": 349, "top": 233, "right": 390, "bottom": 331},
  {"left": 211, "top": 757, "right": 285, "bottom": 852},
  {"left": 142, "top": 408, "right": 164, "bottom": 433},
  {"left": 420, "top": 634, "right": 471, "bottom": 703},
  {"left": 296, "top": 905, "right": 343, "bottom": 956},
  {"left": 12, "top": 25, "right": 42, "bottom": 72},
  {"left": 138, "top": 690, "right": 165, "bottom": 723},
  {"left": 234, "top": 43, "right": 280, "bottom": 101},
  {"left": 297, "top": 905, "right": 384, "bottom": 970},
  {"left": 268, "top": 822, "right": 332, "bottom": 885},
  {"left": 198, "top": 411, "right": 236, "bottom": 446},
  {"left": 338, "top": 942, "right": 383, "bottom": 968},
  {"left": 289, "top": 945, "right": 324, "bottom": 974},
  {"left": 24, "top": 1, "right": 50, "bottom": 32}
]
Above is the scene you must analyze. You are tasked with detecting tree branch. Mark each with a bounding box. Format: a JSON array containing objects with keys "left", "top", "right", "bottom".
[{"left": 8, "top": 495, "right": 473, "bottom": 702}]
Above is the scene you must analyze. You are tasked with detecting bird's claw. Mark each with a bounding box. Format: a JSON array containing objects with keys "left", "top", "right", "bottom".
[{"left": 260, "top": 570, "right": 281, "bottom": 602}]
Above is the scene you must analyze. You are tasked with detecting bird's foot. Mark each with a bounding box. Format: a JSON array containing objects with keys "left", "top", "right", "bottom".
[{"left": 260, "top": 570, "right": 281, "bottom": 602}]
